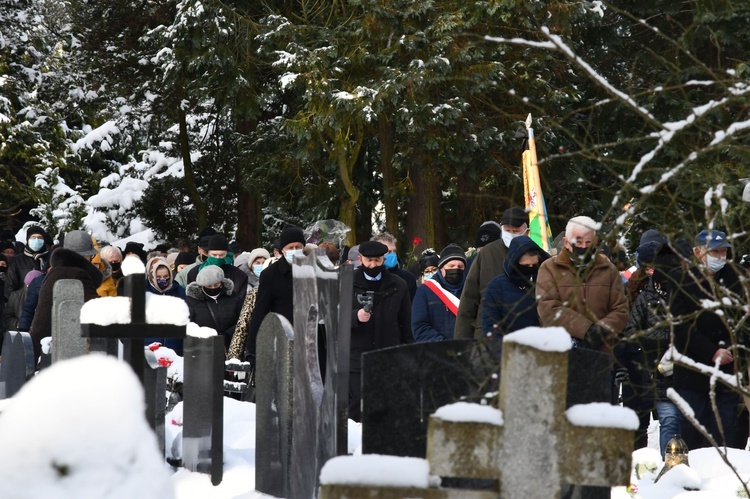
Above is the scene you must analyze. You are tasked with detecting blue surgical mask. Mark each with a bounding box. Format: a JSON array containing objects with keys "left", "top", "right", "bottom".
[
  {"left": 253, "top": 264, "right": 263, "bottom": 277},
  {"left": 28, "top": 238, "right": 44, "bottom": 252},
  {"left": 384, "top": 251, "right": 398, "bottom": 269},
  {"left": 285, "top": 248, "right": 304, "bottom": 263},
  {"left": 423, "top": 272, "right": 435, "bottom": 281}
]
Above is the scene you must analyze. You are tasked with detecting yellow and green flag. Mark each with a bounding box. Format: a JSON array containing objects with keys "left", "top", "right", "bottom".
[{"left": 522, "top": 114, "right": 553, "bottom": 251}]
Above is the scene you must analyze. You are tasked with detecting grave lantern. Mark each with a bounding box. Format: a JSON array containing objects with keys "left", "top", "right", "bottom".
[{"left": 655, "top": 434, "right": 689, "bottom": 483}]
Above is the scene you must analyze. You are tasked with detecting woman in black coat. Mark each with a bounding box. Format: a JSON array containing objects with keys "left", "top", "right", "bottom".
[{"left": 185, "top": 266, "right": 244, "bottom": 350}]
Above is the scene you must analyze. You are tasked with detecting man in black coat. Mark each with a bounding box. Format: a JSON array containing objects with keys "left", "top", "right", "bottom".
[
  {"left": 349, "top": 240, "right": 413, "bottom": 422},
  {"left": 669, "top": 229, "right": 747, "bottom": 450},
  {"left": 244, "top": 225, "right": 306, "bottom": 362}
]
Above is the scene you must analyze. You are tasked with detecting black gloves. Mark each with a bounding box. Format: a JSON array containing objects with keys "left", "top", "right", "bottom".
[{"left": 583, "top": 324, "right": 609, "bottom": 350}]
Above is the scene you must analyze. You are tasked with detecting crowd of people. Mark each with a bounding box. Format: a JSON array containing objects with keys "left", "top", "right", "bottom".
[{"left": 1, "top": 211, "right": 748, "bottom": 456}]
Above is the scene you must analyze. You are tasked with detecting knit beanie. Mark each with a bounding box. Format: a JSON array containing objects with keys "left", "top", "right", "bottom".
[
  {"left": 196, "top": 265, "right": 224, "bottom": 287},
  {"left": 279, "top": 225, "right": 305, "bottom": 249},
  {"left": 438, "top": 244, "right": 466, "bottom": 268}
]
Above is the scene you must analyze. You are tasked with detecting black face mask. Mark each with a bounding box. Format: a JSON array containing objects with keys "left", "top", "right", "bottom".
[
  {"left": 516, "top": 265, "right": 539, "bottom": 281},
  {"left": 443, "top": 268, "right": 464, "bottom": 285},
  {"left": 111, "top": 262, "right": 122, "bottom": 272},
  {"left": 0, "top": 266, "right": 6, "bottom": 274},
  {"left": 363, "top": 265, "right": 385, "bottom": 278},
  {"left": 568, "top": 246, "right": 595, "bottom": 265},
  {"left": 203, "top": 286, "right": 223, "bottom": 297}
]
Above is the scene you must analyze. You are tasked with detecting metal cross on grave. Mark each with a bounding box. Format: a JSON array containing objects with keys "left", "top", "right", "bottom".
[
  {"left": 320, "top": 328, "right": 637, "bottom": 499},
  {"left": 80, "top": 272, "right": 186, "bottom": 386}
]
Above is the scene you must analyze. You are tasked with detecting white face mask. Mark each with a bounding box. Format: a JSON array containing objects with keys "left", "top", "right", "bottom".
[
  {"left": 501, "top": 229, "right": 520, "bottom": 248},
  {"left": 284, "top": 248, "right": 304, "bottom": 263},
  {"left": 706, "top": 254, "right": 726, "bottom": 273}
]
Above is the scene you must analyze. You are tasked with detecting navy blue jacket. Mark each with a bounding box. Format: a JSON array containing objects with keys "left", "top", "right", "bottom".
[
  {"left": 482, "top": 236, "right": 549, "bottom": 336},
  {"left": 19, "top": 273, "right": 45, "bottom": 332},
  {"left": 412, "top": 271, "right": 464, "bottom": 342}
]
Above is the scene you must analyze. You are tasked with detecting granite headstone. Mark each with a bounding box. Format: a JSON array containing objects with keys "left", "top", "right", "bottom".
[
  {"left": 0, "top": 331, "right": 35, "bottom": 399},
  {"left": 51, "top": 279, "right": 87, "bottom": 362},
  {"left": 182, "top": 335, "right": 224, "bottom": 486},
  {"left": 361, "top": 339, "right": 501, "bottom": 458},
  {"left": 144, "top": 348, "right": 168, "bottom": 458},
  {"left": 255, "top": 313, "right": 295, "bottom": 498}
]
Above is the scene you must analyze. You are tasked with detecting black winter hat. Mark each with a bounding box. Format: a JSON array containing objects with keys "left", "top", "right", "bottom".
[
  {"left": 123, "top": 242, "right": 147, "bottom": 263},
  {"left": 501, "top": 206, "right": 527, "bottom": 227},
  {"left": 0, "top": 241, "right": 16, "bottom": 253},
  {"left": 438, "top": 244, "right": 466, "bottom": 268},
  {"left": 639, "top": 229, "right": 664, "bottom": 247},
  {"left": 208, "top": 234, "right": 229, "bottom": 251},
  {"left": 418, "top": 250, "right": 440, "bottom": 271},
  {"left": 475, "top": 221, "right": 502, "bottom": 248},
  {"left": 0, "top": 229, "right": 14, "bottom": 241},
  {"left": 199, "top": 227, "right": 217, "bottom": 239},
  {"left": 174, "top": 251, "right": 197, "bottom": 268},
  {"left": 279, "top": 225, "right": 305, "bottom": 249},
  {"left": 26, "top": 225, "right": 46, "bottom": 241}
]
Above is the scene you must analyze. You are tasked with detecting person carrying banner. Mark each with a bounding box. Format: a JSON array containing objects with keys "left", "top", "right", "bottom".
[{"left": 412, "top": 244, "right": 467, "bottom": 342}]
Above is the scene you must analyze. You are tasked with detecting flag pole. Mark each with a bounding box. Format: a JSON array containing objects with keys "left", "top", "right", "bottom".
[{"left": 525, "top": 114, "right": 551, "bottom": 250}]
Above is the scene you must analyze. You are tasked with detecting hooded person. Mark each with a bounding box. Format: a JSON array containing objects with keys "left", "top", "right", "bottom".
[
  {"left": 412, "top": 244, "right": 467, "bottom": 342},
  {"left": 185, "top": 266, "right": 244, "bottom": 350},
  {"left": 145, "top": 257, "right": 186, "bottom": 354},
  {"left": 455, "top": 206, "right": 529, "bottom": 339},
  {"left": 186, "top": 234, "right": 248, "bottom": 299},
  {"left": 4, "top": 225, "right": 50, "bottom": 303},
  {"left": 29, "top": 246, "right": 103, "bottom": 362},
  {"left": 481, "top": 236, "right": 549, "bottom": 337}
]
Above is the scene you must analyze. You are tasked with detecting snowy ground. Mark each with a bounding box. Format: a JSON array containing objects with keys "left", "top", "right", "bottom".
[{"left": 2, "top": 354, "right": 750, "bottom": 498}]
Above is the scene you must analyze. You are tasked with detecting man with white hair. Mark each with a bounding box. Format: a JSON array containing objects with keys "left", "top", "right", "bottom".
[{"left": 537, "top": 215, "right": 628, "bottom": 354}]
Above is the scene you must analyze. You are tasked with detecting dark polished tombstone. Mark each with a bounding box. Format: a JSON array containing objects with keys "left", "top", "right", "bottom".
[
  {"left": 255, "top": 313, "right": 295, "bottom": 498},
  {"left": 182, "top": 335, "right": 224, "bottom": 486},
  {"left": 0, "top": 331, "right": 35, "bottom": 399},
  {"left": 361, "top": 340, "right": 611, "bottom": 460},
  {"left": 289, "top": 252, "right": 352, "bottom": 499},
  {"left": 361, "top": 339, "right": 501, "bottom": 457},
  {"left": 144, "top": 349, "right": 168, "bottom": 458}
]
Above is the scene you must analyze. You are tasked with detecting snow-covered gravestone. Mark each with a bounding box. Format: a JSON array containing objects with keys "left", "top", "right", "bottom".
[
  {"left": 320, "top": 327, "right": 637, "bottom": 499},
  {"left": 0, "top": 355, "right": 173, "bottom": 498}
]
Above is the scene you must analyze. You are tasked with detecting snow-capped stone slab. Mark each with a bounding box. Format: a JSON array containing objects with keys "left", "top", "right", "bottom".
[
  {"left": 503, "top": 326, "right": 572, "bottom": 352},
  {"left": 320, "top": 455, "right": 430, "bottom": 488},
  {"left": 566, "top": 403, "right": 640, "bottom": 430},
  {"left": 433, "top": 402, "right": 503, "bottom": 426}
]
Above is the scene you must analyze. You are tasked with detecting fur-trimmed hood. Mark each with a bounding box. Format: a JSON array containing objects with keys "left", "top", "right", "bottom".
[{"left": 185, "top": 278, "right": 234, "bottom": 300}]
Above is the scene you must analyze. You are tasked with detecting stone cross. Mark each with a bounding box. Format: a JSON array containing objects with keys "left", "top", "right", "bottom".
[
  {"left": 80, "top": 273, "right": 186, "bottom": 385},
  {"left": 320, "top": 328, "right": 636, "bottom": 498},
  {"left": 0, "top": 331, "right": 35, "bottom": 399}
]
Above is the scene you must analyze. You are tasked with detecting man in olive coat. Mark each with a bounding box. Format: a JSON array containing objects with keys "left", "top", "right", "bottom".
[{"left": 349, "top": 240, "right": 412, "bottom": 421}]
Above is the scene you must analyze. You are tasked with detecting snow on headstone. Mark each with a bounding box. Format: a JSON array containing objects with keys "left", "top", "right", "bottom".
[
  {"left": 146, "top": 294, "right": 190, "bottom": 325},
  {"left": 80, "top": 296, "right": 131, "bottom": 325},
  {"left": 121, "top": 254, "right": 146, "bottom": 276},
  {"left": 433, "top": 402, "right": 504, "bottom": 426},
  {"left": 319, "top": 455, "right": 431, "bottom": 489},
  {"left": 0, "top": 355, "right": 172, "bottom": 498},
  {"left": 187, "top": 321, "right": 218, "bottom": 338},
  {"left": 503, "top": 325, "right": 572, "bottom": 352},
  {"left": 566, "top": 402, "right": 639, "bottom": 430}
]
